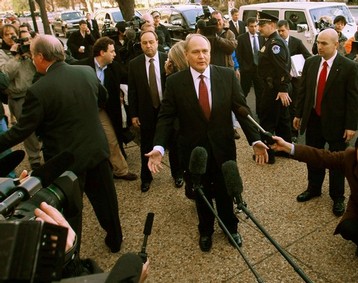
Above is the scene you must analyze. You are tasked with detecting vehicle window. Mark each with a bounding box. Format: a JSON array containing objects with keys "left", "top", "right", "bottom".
[
  {"left": 182, "top": 9, "right": 204, "bottom": 26},
  {"left": 310, "top": 5, "right": 354, "bottom": 25},
  {"left": 112, "top": 11, "right": 124, "bottom": 22},
  {"left": 61, "top": 12, "right": 82, "bottom": 21},
  {"left": 262, "top": 10, "right": 279, "bottom": 19},
  {"left": 284, "top": 11, "right": 307, "bottom": 30},
  {"left": 242, "top": 10, "right": 257, "bottom": 24},
  {"left": 169, "top": 12, "right": 184, "bottom": 26}
]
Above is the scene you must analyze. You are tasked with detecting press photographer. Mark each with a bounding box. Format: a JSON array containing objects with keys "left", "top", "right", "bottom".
[{"left": 197, "top": 10, "right": 237, "bottom": 69}]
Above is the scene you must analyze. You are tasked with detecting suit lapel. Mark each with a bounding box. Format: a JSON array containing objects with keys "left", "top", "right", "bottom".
[{"left": 324, "top": 54, "right": 342, "bottom": 93}]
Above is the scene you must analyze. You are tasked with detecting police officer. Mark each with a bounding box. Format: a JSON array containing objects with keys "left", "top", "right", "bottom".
[{"left": 257, "top": 12, "right": 292, "bottom": 164}]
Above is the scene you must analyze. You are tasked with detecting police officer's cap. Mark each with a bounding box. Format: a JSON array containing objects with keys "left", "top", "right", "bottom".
[{"left": 258, "top": 12, "right": 278, "bottom": 25}]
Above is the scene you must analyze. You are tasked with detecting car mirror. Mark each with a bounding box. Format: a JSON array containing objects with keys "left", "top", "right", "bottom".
[
  {"left": 171, "top": 19, "right": 182, "bottom": 26},
  {"left": 297, "top": 24, "right": 308, "bottom": 33}
]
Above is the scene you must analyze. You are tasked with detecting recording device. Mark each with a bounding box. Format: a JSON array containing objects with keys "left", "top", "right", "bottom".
[
  {"left": 237, "top": 106, "right": 275, "bottom": 145},
  {"left": 0, "top": 151, "right": 82, "bottom": 283},
  {"left": 0, "top": 150, "right": 25, "bottom": 178},
  {"left": 138, "top": 212, "right": 154, "bottom": 263},
  {"left": 222, "top": 160, "right": 246, "bottom": 210},
  {"left": 315, "top": 18, "right": 333, "bottom": 31},
  {"left": 188, "top": 146, "right": 208, "bottom": 190},
  {"left": 11, "top": 35, "right": 32, "bottom": 55},
  {"left": 196, "top": 6, "right": 218, "bottom": 37}
]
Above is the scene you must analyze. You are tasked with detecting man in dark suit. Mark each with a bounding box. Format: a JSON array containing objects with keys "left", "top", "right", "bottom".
[
  {"left": 277, "top": 20, "right": 311, "bottom": 142},
  {"left": 236, "top": 17, "right": 264, "bottom": 118},
  {"left": 73, "top": 36, "right": 137, "bottom": 181},
  {"left": 146, "top": 34, "right": 268, "bottom": 252},
  {"left": 67, "top": 20, "right": 95, "bottom": 60},
  {"left": 128, "top": 31, "right": 182, "bottom": 192},
  {"left": 86, "top": 12, "right": 100, "bottom": 40},
  {"left": 294, "top": 28, "right": 358, "bottom": 216},
  {"left": 0, "top": 35, "right": 123, "bottom": 253},
  {"left": 228, "top": 8, "right": 245, "bottom": 39}
]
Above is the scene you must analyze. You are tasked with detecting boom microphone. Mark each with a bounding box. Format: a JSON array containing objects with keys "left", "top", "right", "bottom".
[
  {"left": 0, "top": 150, "right": 25, "bottom": 177},
  {"left": 237, "top": 106, "right": 275, "bottom": 145},
  {"left": 31, "top": 151, "right": 75, "bottom": 188},
  {"left": 222, "top": 160, "right": 245, "bottom": 208},
  {"left": 138, "top": 212, "right": 154, "bottom": 263},
  {"left": 188, "top": 146, "right": 208, "bottom": 190}
]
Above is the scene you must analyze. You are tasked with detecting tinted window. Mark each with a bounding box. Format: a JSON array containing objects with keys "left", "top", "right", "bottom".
[
  {"left": 243, "top": 10, "right": 258, "bottom": 24},
  {"left": 284, "top": 11, "right": 307, "bottom": 30},
  {"left": 61, "top": 12, "right": 82, "bottom": 21},
  {"left": 262, "top": 10, "right": 279, "bottom": 18},
  {"left": 310, "top": 5, "right": 354, "bottom": 24},
  {"left": 112, "top": 11, "right": 124, "bottom": 22}
]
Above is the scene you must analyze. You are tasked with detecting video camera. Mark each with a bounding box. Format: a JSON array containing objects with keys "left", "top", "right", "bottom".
[
  {"left": 196, "top": 5, "right": 218, "bottom": 37},
  {"left": 0, "top": 151, "right": 82, "bottom": 283},
  {"left": 11, "top": 35, "right": 33, "bottom": 56},
  {"left": 315, "top": 18, "right": 333, "bottom": 31}
]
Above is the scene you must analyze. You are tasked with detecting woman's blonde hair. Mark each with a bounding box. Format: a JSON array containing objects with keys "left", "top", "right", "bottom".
[{"left": 168, "top": 41, "right": 188, "bottom": 71}]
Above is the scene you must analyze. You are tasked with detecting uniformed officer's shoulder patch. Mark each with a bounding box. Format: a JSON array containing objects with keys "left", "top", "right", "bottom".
[{"left": 272, "top": 45, "right": 280, "bottom": 54}]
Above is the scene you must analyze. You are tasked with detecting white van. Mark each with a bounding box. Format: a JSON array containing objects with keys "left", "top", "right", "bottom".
[{"left": 238, "top": 2, "right": 357, "bottom": 52}]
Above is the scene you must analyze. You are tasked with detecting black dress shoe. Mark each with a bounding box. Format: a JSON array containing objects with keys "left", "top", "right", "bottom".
[
  {"left": 332, "top": 199, "right": 345, "bottom": 217},
  {"left": 184, "top": 185, "right": 196, "bottom": 200},
  {"left": 199, "top": 235, "right": 212, "bottom": 252},
  {"left": 174, "top": 177, "right": 184, "bottom": 188},
  {"left": 228, "top": 232, "right": 243, "bottom": 247},
  {"left": 105, "top": 234, "right": 122, "bottom": 253},
  {"left": 296, "top": 190, "right": 321, "bottom": 202},
  {"left": 141, "top": 182, "right": 151, "bottom": 192}
]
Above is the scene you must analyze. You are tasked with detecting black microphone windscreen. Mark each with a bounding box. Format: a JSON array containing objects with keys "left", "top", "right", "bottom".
[
  {"left": 143, "top": 212, "right": 154, "bottom": 235},
  {"left": 237, "top": 106, "right": 250, "bottom": 118},
  {"left": 0, "top": 150, "right": 25, "bottom": 177},
  {"left": 197, "top": 19, "right": 207, "bottom": 30},
  {"left": 31, "top": 151, "right": 74, "bottom": 188},
  {"left": 189, "top": 147, "right": 208, "bottom": 175},
  {"left": 222, "top": 160, "right": 243, "bottom": 197}
]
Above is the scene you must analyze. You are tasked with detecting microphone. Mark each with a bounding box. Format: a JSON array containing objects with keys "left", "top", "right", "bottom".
[
  {"left": 31, "top": 151, "right": 75, "bottom": 188},
  {"left": 138, "top": 212, "right": 154, "bottom": 263},
  {"left": 237, "top": 106, "right": 275, "bottom": 145},
  {"left": 0, "top": 150, "right": 25, "bottom": 177},
  {"left": 196, "top": 19, "right": 207, "bottom": 30},
  {"left": 222, "top": 160, "right": 246, "bottom": 209},
  {"left": 188, "top": 146, "right": 208, "bottom": 191}
]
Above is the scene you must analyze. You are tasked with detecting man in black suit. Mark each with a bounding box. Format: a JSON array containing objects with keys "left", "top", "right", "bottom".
[
  {"left": 146, "top": 34, "right": 268, "bottom": 252},
  {"left": 128, "top": 31, "right": 182, "bottom": 192},
  {"left": 86, "top": 12, "right": 100, "bottom": 40},
  {"left": 277, "top": 20, "right": 311, "bottom": 142},
  {"left": 228, "top": 8, "right": 245, "bottom": 39},
  {"left": 294, "top": 29, "right": 358, "bottom": 216},
  {"left": 73, "top": 36, "right": 137, "bottom": 181},
  {"left": 236, "top": 17, "right": 264, "bottom": 118},
  {"left": 67, "top": 20, "right": 95, "bottom": 60},
  {"left": 0, "top": 35, "right": 123, "bottom": 253}
]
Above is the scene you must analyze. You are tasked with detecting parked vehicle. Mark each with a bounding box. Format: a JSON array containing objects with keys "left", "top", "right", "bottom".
[
  {"left": 51, "top": 10, "right": 84, "bottom": 38},
  {"left": 348, "top": 5, "right": 358, "bottom": 25},
  {"left": 238, "top": 2, "right": 356, "bottom": 52}
]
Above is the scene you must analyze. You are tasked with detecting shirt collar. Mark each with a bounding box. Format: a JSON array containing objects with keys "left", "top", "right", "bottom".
[
  {"left": 145, "top": 52, "right": 159, "bottom": 63},
  {"left": 190, "top": 66, "right": 210, "bottom": 80},
  {"left": 321, "top": 51, "right": 338, "bottom": 68},
  {"left": 94, "top": 58, "right": 107, "bottom": 71}
]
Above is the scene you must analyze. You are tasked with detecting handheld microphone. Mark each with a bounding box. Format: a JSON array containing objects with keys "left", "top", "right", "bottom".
[
  {"left": 0, "top": 150, "right": 25, "bottom": 177},
  {"left": 138, "top": 212, "right": 154, "bottom": 263},
  {"left": 188, "top": 146, "right": 208, "bottom": 191},
  {"left": 222, "top": 160, "right": 246, "bottom": 209},
  {"left": 237, "top": 106, "right": 275, "bottom": 145},
  {"left": 31, "top": 151, "right": 75, "bottom": 188}
]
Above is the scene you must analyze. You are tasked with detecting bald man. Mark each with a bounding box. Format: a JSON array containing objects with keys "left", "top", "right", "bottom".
[{"left": 294, "top": 29, "right": 358, "bottom": 217}]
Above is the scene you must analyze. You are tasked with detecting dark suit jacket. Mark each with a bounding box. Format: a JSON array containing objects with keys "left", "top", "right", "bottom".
[
  {"left": 293, "top": 144, "right": 358, "bottom": 234},
  {"left": 287, "top": 35, "right": 311, "bottom": 59},
  {"left": 236, "top": 32, "right": 264, "bottom": 72},
  {"left": 73, "top": 58, "right": 127, "bottom": 141},
  {"left": 128, "top": 52, "right": 167, "bottom": 130},
  {"left": 229, "top": 20, "right": 245, "bottom": 39},
  {"left": 0, "top": 62, "right": 109, "bottom": 174},
  {"left": 153, "top": 65, "right": 261, "bottom": 168},
  {"left": 87, "top": 19, "right": 100, "bottom": 39},
  {"left": 295, "top": 54, "right": 358, "bottom": 140}
]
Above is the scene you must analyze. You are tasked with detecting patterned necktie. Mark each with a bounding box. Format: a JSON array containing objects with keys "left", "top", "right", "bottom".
[
  {"left": 315, "top": 61, "right": 328, "bottom": 116},
  {"left": 199, "top": 75, "right": 210, "bottom": 120},
  {"left": 235, "top": 22, "right": 239, "bottom": 33},
  {"left": 149, "top": 58, "right": 160, "bottom": 109},
  {"left": 253, "top": 35, "right": 259, "bottom": 65}
]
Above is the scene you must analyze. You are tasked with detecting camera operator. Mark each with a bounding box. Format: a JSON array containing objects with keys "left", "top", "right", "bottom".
[
  {"left": 35, "top": 201, "right": 149, "bottom": 282},
  {"left": 0, "top": 24, "right": 42, "bottom": 170}
]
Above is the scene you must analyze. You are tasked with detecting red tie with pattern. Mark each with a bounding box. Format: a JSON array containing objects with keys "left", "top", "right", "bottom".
[
  {"left": 199, "top": 75, "right": 210, "bottom": 120},
  {"left": 315, "top": 61, "right": 328, "bottom": 116}
]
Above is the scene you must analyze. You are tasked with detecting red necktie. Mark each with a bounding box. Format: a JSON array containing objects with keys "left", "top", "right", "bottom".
[
  {"left": 315, "top": 61, "right": 328, "bottom": 116},
  {"left": 199, "top": 75, "right": 210, "bottom": 120}
]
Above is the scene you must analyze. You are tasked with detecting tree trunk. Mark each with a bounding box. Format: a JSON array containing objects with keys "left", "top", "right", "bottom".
[
  {"left": 116, "top": 0, "right": 135, "bottom": 21},
  {"left": 35, "top": 0, "right": 52, "bottom": 34}
]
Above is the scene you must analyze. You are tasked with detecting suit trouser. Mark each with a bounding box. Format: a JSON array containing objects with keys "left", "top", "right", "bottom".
[
  {"left": 240, "top": 67, "right": 263, "bottom": 118},
  {"left": 99, "top": 109, "right": 128, "bottom": 176},
  {"left": 305, "top": 110, "right": 347, "bottom": 201},
  {"left": 337, "top": 218, "right": 358, "bottom": 246},
  {"left": 81, "top": 158, "right": 123, "bottom": 246},
  {"left": 8, "top": 97, "right": 42, "bottom": 165}
]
